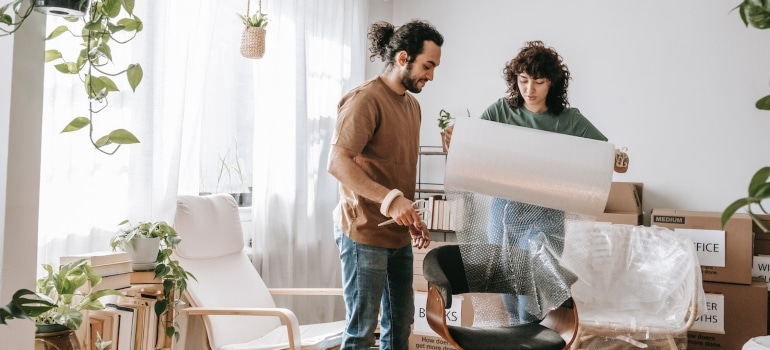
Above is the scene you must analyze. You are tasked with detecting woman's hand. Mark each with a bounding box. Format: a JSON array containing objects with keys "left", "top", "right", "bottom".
[{"left": 441, "top": 124, "right": 454, "bottom": 151}]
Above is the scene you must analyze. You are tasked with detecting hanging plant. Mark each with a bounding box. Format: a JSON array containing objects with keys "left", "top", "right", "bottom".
[
  {"left": 0, "top": 0, "right": 35, "bottom": 36},
  {"left": 237, "top": 0, "right": 268, "bottom": 59},
  {"left": 45, "top": 0, "right": 143, "bottom": 155}
]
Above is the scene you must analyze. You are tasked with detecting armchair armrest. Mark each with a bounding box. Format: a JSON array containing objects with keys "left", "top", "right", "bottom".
[{"left": 181, "top": 307, "right": 302, "bottom": 350}]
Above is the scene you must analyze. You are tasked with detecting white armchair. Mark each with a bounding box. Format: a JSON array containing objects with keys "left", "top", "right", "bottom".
[{"left": 172, "top": 193, "right": 345, "bottom": 350}]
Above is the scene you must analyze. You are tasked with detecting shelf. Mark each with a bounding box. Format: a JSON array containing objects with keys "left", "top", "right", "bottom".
[{"left": 419, "top": 151, "right": 447, "bottom": 156}]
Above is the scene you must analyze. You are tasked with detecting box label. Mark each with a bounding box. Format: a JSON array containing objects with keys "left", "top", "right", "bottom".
[
  {"left": 414, "top": 292, "right": 463, "bottom": 336},
  {"left": 654, "top": 215, "right": 685, "bottom": 224},
  {"left": 675, "top": 229, "right": 726, "bottom": 267},
  {"left": 690, "top": 293, "right": 725, "bottom": 334},
  {"left": 752, "top": 255, "right": 770, "bottom": 291}
]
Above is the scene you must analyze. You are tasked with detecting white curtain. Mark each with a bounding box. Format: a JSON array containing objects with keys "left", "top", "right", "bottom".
[
  {"left": 249, "top": 0, "right": 367, "bottom": 323},
  {"left": 37, "top": 0, "right": 367, "bottom": 324}
]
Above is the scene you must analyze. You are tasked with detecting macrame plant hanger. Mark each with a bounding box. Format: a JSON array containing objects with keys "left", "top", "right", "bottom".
[{"left": 240, "top": 0, "right": 266, "bottom": 59}]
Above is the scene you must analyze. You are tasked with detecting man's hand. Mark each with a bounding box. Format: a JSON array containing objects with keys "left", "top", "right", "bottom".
[
  {"left": 410, "top": 221, "right": 431, "bottom": 249},
  {"left": 387, "top": 196, "right": 422, "bottom": 226}
]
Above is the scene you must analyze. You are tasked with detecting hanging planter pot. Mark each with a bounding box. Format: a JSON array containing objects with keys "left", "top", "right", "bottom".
[
  {"left": 34, "top": 0, "right": 89, "bottom": 17},
  {"left": 237, "top": 0, "right": 269, "bottom": 59},
  {"left": 241, "top": 26, "right": 267, "bottom": 59}
]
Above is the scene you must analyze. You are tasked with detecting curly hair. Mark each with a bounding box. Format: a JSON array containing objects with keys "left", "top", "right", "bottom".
[
  {"left": 367, "top": 19, "right": 443, "bottom": 67},
  {"left": 503, "top": 41, "right": 571, "bottom": 115}
]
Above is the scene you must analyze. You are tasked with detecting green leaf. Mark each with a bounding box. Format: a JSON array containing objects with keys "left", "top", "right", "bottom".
[
  {"left": 748, "top": 166, "right": 770, "bottom": 195},
  {"left": 61, "top": 117, "right": 90, "bottom": 133},
  {"left": 94, "top": 135, "right": 111, "bottom": 148},
  {"left": 0, "top": 14, "right": 12, "bottom": 26},
  {"left": 751, "top": 212, "right": 770, "bottom": 232},
  {"left": 54, "top": 62, "right": 78, "bottom": 74},
  {"left": 756, "top": 94, "right": 770, "bottom": 110},
  {"left": 44, "top": 50, "right": 63, "bottom": 63},
  {"left": 103, "top": 0, "right": 121, "bottom": 18},
  {"left": 752, "top": 182, "right": 770, "bottom": 200},
  {"left": 127, "top": 64, "right": 143, "bottom": 92},
  {"left": 722, "top": 197, "right": 752, "bottom": 228},
  {"left": 84, "top": 21, "right": 102, "bottom": 31},
  {"left": 46, "top": 25, "right": 70, "bottom": 40},
  {"left": 97, "top": 76, "right": 120, "bottom": 92},
  {"left": 122, "top": 0, "right": 135, "bottom": 15},
  {"left": 86, "top": 74, "right": 108, "bottom": 99},
  {"left": 117, "top": 18, "right": 141, "bottom": 31},
  {"left": 107, "top": 129, "right": 140, "bottom": 144},
  {"left": 743, "top": 1, "right": 770, "bottom": 29},
  {"left": 96, "top": 44, "right": 113, "bottom": 62}
]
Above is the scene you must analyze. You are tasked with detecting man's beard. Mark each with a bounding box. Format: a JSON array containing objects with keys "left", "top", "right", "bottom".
[{"left": 401, "top": 63, "right": 422, "bottom": 93}]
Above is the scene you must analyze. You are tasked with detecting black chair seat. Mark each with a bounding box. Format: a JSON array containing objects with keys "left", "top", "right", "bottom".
[{"left": 447, "top": 323, "right": 566, "bottom": 350}]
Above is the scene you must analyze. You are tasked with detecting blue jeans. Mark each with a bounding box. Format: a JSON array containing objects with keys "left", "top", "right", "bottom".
[{"left": 334, "top": 226, "right": 414, "bottom": 350}]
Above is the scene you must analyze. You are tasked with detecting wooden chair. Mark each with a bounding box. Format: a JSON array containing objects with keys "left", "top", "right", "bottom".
[
  {"left": 172, "top": 193, "right": 345, "bottom": 350},
  {"left": 422, "top": 244, "right": 579, "bottom": 350}
]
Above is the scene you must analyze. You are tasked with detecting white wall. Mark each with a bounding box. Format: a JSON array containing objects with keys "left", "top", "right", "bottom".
[
  {"left": 0, "top": 8, "right": 46, "bottom": 349},
  {"left": 369, "top": 0, "right": 770, "bottom": 222}
]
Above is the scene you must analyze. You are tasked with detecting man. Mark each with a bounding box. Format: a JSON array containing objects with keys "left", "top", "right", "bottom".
[{"left": 327, "top": 19, "right": 443, "bottom": 350}]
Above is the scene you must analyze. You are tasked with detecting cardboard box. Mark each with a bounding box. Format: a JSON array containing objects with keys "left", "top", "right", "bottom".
[
  {"left": 597, "top": 182, "right": 643, "bottom": 225},
  {"left": 651, "top": 208, "right": 753, "bottom": 284},
  {"left": 414, "top": 242, "right": 456, "bottom": 292},
  {"left": 687, "top": 279, "right": 768, "bottom": 350}
]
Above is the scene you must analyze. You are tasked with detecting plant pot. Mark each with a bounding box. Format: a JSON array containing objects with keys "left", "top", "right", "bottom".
[
  {"left": 241, "top": 26, "right": 267, "bottom": 59},
  {"left": 35, "top": 326, "right": 81, "bottom": 350},
  {"left": 239, "top": 192, "right": 252, "bottom": 207},
  {"left": 34, "top": 0, "right": 89, "bottom": 17},
  {"left": 440, "top": 131, "right": 449, "bottom": 153},
  {"left": 126, "top": 236, "right": 160, "bottom": 271}
]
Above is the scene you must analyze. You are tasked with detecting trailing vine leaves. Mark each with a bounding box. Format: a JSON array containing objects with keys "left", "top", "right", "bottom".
[
  {"left": 44, "top": 0, "right": 143, "bottom": 154},
  {"left": 0, "top": 0, "right": 34, "bottom": 37}
]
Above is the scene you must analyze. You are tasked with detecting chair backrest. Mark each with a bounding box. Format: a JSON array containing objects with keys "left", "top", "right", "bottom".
[
  {"left": 561, "top": 222, "right": 702, "bottom": 336},
  {"left": 174, "top": 194, "right": 281, "bottom": 349},
  {"left": 422, "top": 244, "right": 579, "bottom": 349}
]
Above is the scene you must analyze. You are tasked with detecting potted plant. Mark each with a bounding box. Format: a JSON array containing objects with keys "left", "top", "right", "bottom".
[
  {"left": 437, "top": 108, "right": 470, "bottom": 152},
  {"left": 109, "top": 220, "right": 196, "bottom": 342},
  {"left": 237, "top": 0, "right": 268, "bottom": 59},
  {"left": 215, "top": 141, "right": 252, "bottom": 206},
  {"left": 0, "top": 259, "right": 123, "bottom": 349}
]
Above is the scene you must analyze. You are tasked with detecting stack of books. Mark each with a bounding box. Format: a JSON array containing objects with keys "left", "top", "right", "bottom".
[
  {"left": 60, "top": 251, "right": 133, "bottom": 292},
  {"left": 92, "top": 286, "right": 168, "bottom": 350}
]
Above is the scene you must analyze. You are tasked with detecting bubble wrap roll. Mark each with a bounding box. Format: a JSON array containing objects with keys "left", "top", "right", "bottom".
[{"left": 444, "top": 117, "right": 615, "bottom": 217}]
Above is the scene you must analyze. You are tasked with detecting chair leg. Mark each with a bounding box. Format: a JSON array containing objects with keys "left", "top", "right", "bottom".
[{"left": 666, "top": 334, "right": 678, "bottom": 350}]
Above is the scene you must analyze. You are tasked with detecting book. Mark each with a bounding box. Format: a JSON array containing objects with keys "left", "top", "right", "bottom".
[
  {"left": 80, "top": 273, "right": 131, "bottom": 293},
  {"left": 129, "top": 270, "right": 162, "bottom": 284},
  {"left": 105, "top": 303, "right": 136, "bottom": 350},
  {"left": 91, "top": 260, "right": 133, "bottom": 277},
  {"left": 60, "top": 251, "right": 131, "bottom": 267},
  {"left": 89, "top": 316, "right": 105, "bottom": 350},
  {"left": 90, "top": 309, "right": 118, "bottom": 345},
  {"left": 117, "top": 302, "right": 146, "bottom": 350},
  {"left": 119, "top": 295, "right": 158, "bottom": 350}
]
